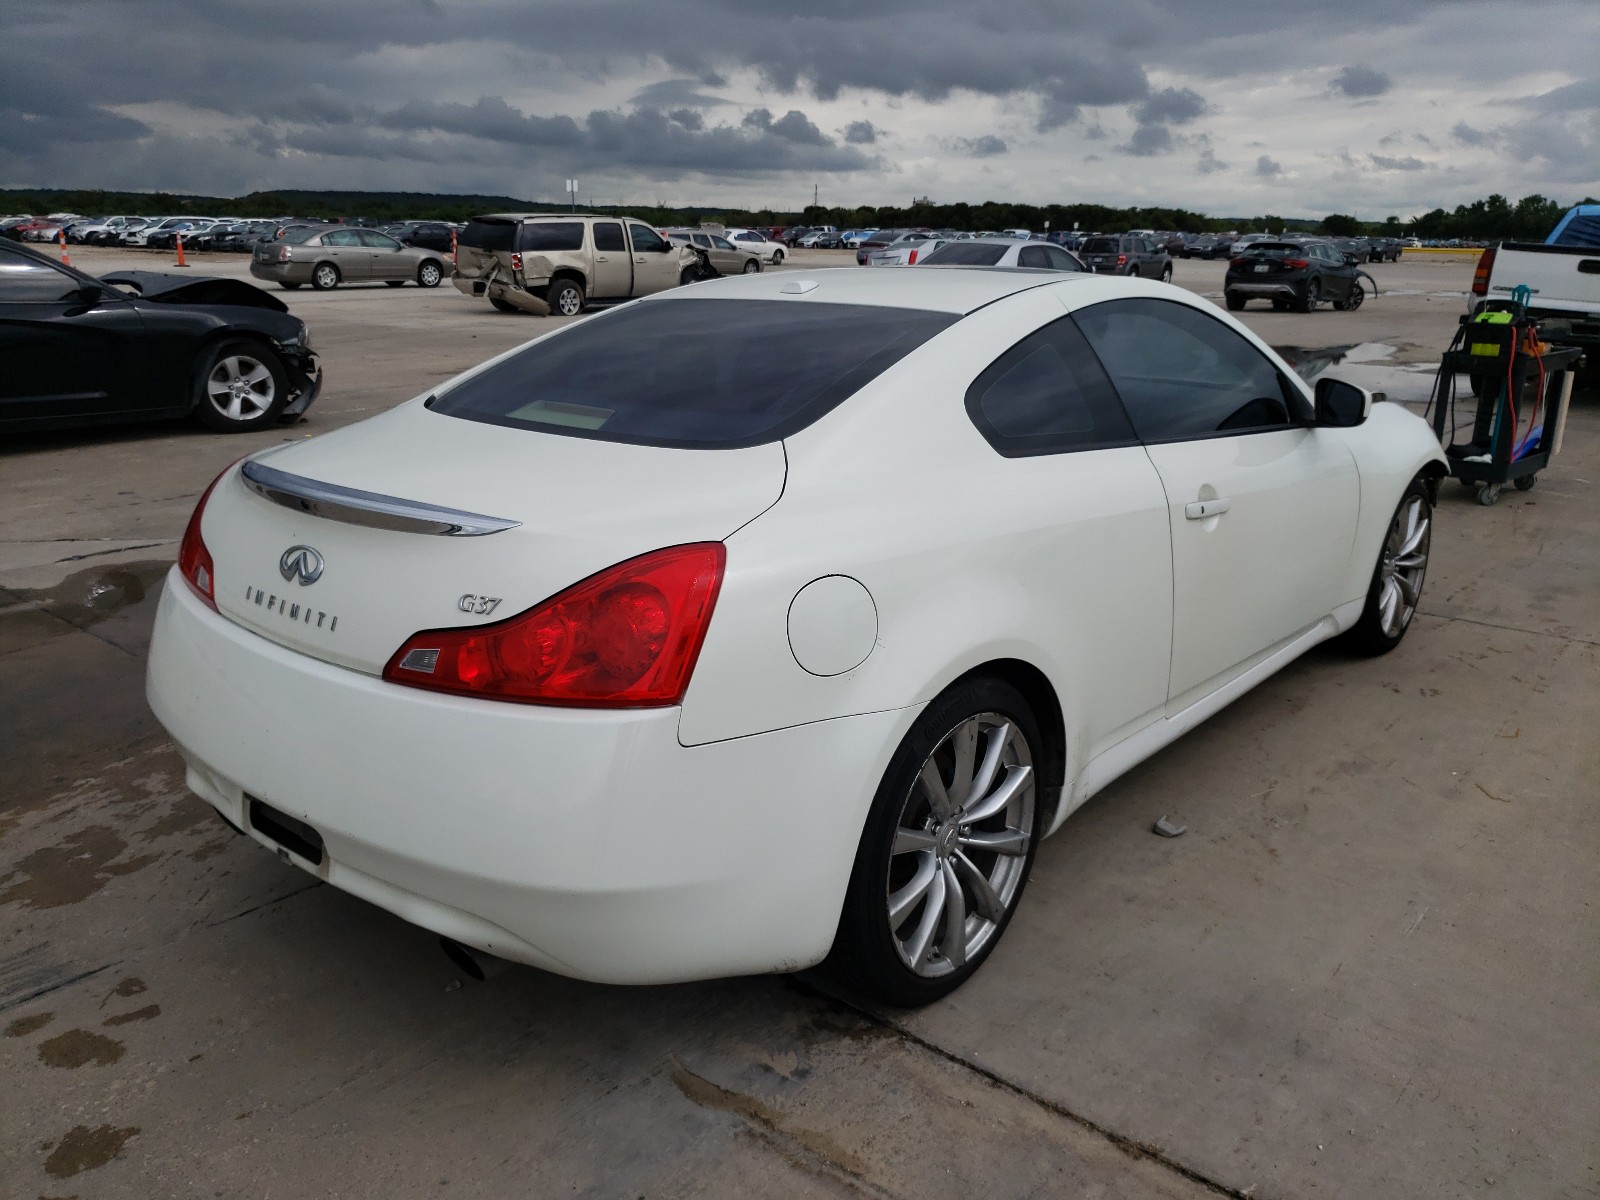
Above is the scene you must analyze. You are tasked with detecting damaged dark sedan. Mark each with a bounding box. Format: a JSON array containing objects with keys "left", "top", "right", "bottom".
[{"left": 0, "top": 241, "right": 320, "bottom": 434}]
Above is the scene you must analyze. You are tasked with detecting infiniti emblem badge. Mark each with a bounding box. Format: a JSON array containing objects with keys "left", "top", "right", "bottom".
[{"left": 279, "top": 545, "right": 324, "bottom": 586}]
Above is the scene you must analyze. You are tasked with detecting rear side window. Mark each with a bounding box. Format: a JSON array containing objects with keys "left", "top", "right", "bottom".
[
  {"left": 1043, "top": 246, "right": 1082, "bottom": 271},
  {"left": 460, "top": 219, "right": 516, "bottom": 251},
  {"left": 428, "top": 298, "right": 957, "bottom": 449},
  {"left": 923, "top": 243, "right": 1007, "bottom": 266},
  {"left": 279, "top": 227, "right": 322, "bottom": 245},
  {"left": 1073, "top": 297, "right": 1301, "bottom": 441},
  {"left": 966, "top": 318, "right": 1135, "bottom": 457},
  {"left": 518, "top": 222, "right": 585, "bottom": 252},
  {"left": 594, "top": 222, "right": 625, "bottom": 252}
]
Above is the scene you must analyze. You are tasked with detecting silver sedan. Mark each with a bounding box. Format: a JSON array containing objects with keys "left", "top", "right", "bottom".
[{"left": 250, "top": 226, "right": 449, "bottom": 291}]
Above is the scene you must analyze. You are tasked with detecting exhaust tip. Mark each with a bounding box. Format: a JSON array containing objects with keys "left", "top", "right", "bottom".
[{"left": 439, "top": 936, "right": 510, "bottom": 982}]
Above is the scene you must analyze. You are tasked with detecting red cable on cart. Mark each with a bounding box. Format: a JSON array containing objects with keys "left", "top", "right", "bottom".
[{"left": 1514, "top": 330, "right": 1546, "bottom": 459}]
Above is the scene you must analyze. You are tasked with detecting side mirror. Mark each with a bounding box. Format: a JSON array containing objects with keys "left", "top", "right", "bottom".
[
  {"left": 1343, "top": 253, "right": 1359, "bottom": 266},
  {"left": 658, "top": 240, "right": 674, "bottom": 252},
  {"left": 1314, "top": 377, "right": 1377, "bottom": 427}
]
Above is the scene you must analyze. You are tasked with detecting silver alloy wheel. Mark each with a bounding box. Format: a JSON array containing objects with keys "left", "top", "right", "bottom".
[
  {"left": 206, "top": 354, "right": 276, "bottom": 423},
  {"left": 554, "top": 286, "right": 582, "bottom": 316},
  {"left": 1378, "top": 494, "right": 1430, "bottom": 637},
  {"left": 418, "top": 262, "right": 441, "bottom": 287},
  {"left": 886, "top": 713, "right": 1035, "bottom": 977},
  {"left": 314, "top": 264, "right": 338, "bottom": 289}
]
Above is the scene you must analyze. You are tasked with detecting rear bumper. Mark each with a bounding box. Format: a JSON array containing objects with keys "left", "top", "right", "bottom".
[
  {"left": 146, "top": 574, "right": 910, "bottom": 984},
  {"left": 1227, "top": 280, "right": 1302, "bottom": 298},
  {"left": 250, "top": 261, "right": 314, "bottom": 284}
]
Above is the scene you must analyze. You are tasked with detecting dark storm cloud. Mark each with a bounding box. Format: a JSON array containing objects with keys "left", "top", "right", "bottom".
[
  {"left": 1255, "top": 155, "right": 1284, "bottom": 179},
  {"left": 1122, "top": 123, "right": 1174, "bottom": 157},
  {"left": 0, "top": 103, "right": 150, "bottom": 154},
  {"left": 843, "top": 120, "right": 879, "bottom": 145},
  {"left": 1452, "top": 122, "right": 1493, "bottom": 146},
  {"left": 1330, "top": 66, "right": 1393, "bottom": 98}
]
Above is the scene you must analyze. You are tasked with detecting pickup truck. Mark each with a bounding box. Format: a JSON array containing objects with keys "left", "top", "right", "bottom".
[
  {"left": 452, "top": 213, "right": 699, "bottom": 316},
  {"left": 1469, "top": 204, "right": 1600, "bottom": 382}
]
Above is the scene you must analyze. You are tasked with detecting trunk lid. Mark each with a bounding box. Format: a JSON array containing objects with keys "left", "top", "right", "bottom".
[{"left": 203, "top": 402, "right": 786, "bottom": 675}]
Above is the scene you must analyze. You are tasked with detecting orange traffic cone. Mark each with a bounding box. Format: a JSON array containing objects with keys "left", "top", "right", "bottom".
[
  {"left": 175, "top": 232, "right": 188, "bottom": 268},
  {"left": 58, "top": 229, "right": 71, "bottom": 267}
]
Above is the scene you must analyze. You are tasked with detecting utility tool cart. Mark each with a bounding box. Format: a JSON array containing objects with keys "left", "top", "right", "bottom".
[{"left": 1432, "top": 305, "right": 1582, "bottom": 506}]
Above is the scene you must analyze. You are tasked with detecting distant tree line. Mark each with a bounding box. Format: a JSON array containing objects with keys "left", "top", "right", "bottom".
[{"left": 2, "top": 187, "right": 1591, "bottom": 241}]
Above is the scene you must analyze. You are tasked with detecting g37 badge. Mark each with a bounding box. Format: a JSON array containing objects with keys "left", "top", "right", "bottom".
[{"left": 458, "top": 594, "right": 502, "bottom": 616}]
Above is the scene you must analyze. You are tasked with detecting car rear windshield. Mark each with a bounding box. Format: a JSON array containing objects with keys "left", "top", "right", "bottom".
[
  {"left": 921, "top": 243, "right": 1008, "bottom": 266},
  {"left": 1243, "top": 244, "right": 1308, "bottom": 257},
  {"left": 1081, "top": 237, "right": 1119, "bottom": 255},
  {"left": 517, "top": 222, "right": 585, "bottom": 252},
  {"left": 427, "top": 298, "right": 958, "bottom": 449},
  {"left": 460, "top": 219, "right": 516, "bottom": 251}
]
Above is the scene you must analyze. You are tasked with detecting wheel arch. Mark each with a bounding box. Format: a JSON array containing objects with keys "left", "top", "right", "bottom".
[
  {"left": 185, "top": 328, "right": 283, "bottom": 412},
  {"left": 943, "top": 657, "right": 1068, "bottom": 834}
]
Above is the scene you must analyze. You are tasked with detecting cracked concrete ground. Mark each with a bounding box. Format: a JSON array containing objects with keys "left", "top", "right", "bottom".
[{"left": 2, "top": 248, "right": 1596, "bottom": 1198}]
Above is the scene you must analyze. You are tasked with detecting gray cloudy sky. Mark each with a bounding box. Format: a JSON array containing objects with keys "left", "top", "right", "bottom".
[{"left": 2, "top": 0, "right": 1596, "bottom": 217}]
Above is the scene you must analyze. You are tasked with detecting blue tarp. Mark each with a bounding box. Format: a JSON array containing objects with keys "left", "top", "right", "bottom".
[{"left": 1546, "top": 205, "right": 1600, "bottom": 248}]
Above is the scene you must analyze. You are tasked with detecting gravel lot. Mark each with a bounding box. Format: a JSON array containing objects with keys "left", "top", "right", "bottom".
[{"left": 2, "top": 245, "right": 1595, "bottom": 1199}]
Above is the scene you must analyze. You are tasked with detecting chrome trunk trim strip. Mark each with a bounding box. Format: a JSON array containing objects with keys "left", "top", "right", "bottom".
[{"left": 239, "top": 460, "right": 521, "bottom": 537}]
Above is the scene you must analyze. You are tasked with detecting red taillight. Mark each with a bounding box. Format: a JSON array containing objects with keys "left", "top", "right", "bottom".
[
  {"left": 177, "top": 463, "right": 236, "bottom": 610},
  {"left": 1229, "top": 256, "right": 1246, "bottom": 267},
  {"left": 277, "top": 245, "right": 292, "bottom": 262},
  {"left": 384, "top": 543, "right": 725, "bottom": 707},
  {"left": 1116, "top": 253, "right": 1127, "bottom": 265},
  {"left": 1283, "top": 258, "right": 1310, "bottom": 269},
  {"left": 1472, "top": 246, "right": 1495, "bottom": 296},
  {"left": 908, "top": 249, "right": 918, "bottom": 264},
  {"left": 510, "top": 252, "right": 523, "bottom": 272}
]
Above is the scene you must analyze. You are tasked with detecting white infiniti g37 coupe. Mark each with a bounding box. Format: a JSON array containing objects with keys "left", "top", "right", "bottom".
[{"left": 147, "top": 267, "right": 1447, "bottom": 1005}]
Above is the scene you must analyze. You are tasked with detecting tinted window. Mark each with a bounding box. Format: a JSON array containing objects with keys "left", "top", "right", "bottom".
[
  {"left": 923, "top": 243, "right": 1007, "bottom": 266},
  {"left": 628, "top": 224, "right": 666, "bottom": 252},
  {"left": 710, "top": 236, "right": 734, "bottom": 250},
  {"left": 518, "top": 222, "right": 585, "bottom": 252},
  {"left": 461, "top": 219, "right": 516, "bottom": 251},
  {"left": 1043, "top": 246, "right": 1082, "bottom": 271},
  {"left": 594, "top": 222, "right": 625, "bottom": 252},
  {"left": 1074, "top": 298, "right": 1300, "bottom": 441},
  {"left": 428, "top": 298, "right": 957, "bottom": 449},
  {"left": 965, "top": 318, "right": 1135, "bottom": 457},
  {"left": 0, "top": 252, "right": 80, "bottom": 302},
  {"left": 691, "top": 235, "right": 712, "bottom": 248},
  {"left": 1018, "top": 246, "right": 1052, "bottom": 269},
  {"left": 1243, "top": 244, "right": 1304, "bottom": 259},
  {"left": 358, "top": 229, "right": 401, "bottom": 249},
  {"left": 1081, "top": 236, "right": 1117, "bottom": 255},
  {"left": 324, "top": 230, "right": 361, "bottom": 247}
]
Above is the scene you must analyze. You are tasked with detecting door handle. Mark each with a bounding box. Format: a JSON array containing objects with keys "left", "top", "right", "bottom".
[
  {"left": 596, "top": 255, "right": 609, "bottom": 262},
  {"left": 1184, "top": 498, "right": 1231, "bottom": 520}
]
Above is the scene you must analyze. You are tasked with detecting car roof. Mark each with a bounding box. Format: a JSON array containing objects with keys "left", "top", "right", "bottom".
[{"left": 655, "top": 264, "right": 1089, "bottom": 314}]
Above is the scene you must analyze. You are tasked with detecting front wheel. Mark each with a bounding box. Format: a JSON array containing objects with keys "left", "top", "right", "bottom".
[
  {"left": 1160, "top": 265, "right": 1173, "bottom": 283},
  {"left": 828, "top": 677, "right": 1044, "bottom": 1006},
  {"left": 547, "top": 277, "right": 585, "bottom": 317},
  {"left": 417, "top": 261, "right": 443, "bottom": 288},
  {"left": 1339, "top": 477, "right": 1432, "bottom": 654},
  {"left": 742, "top": 258, "right": 762, "bottom": 274},
  {"left": 1335, "top": 282, "right": 1365, "bottom": 311},
  {"left": 194, "top": 340, "right": 289, "bottom": 432}
]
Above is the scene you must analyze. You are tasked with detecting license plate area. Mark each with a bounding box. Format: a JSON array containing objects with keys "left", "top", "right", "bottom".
[{"left": 248, "top": 796, "right": 325, "bottom": 865}]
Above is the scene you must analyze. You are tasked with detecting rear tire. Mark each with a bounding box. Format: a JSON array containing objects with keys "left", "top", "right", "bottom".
[
  {"left": 679, "top": 267, "right": 699, "bottom": 287},
  {"left": 1226, "top": 292, "right": 1246, "bottom": 311},
  {"left": 828, "top": 676, "right": 1045, "bottom": 1007},
  {"left": 194, "top": 339, "right": 289, "bottom": 433},
  {"left": 1339, "top": 476, "right": 1432, "bottom": 655},
  {"left": 1160, "top": 265, "right": 1173, "bottom": 283},
  {"left": 1297, "top": 278, "right": 1320, "bottom": 312},
  {"left": 311, "top": 263, "right": 340, "bottom": 291},
  {"left": 489, "top": 295, "right": 520, "bottom": 313},
  {"left": 1335, "top": 282, "right": 1365, "bottom": 311},
  {"left": 547, "top": 277, "right": 585, "bottom": 317}
]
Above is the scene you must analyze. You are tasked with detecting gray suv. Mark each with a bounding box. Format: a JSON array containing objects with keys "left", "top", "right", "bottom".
[{"left": 1078, "top": 234, "right": 1173, "bottom": 281}]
